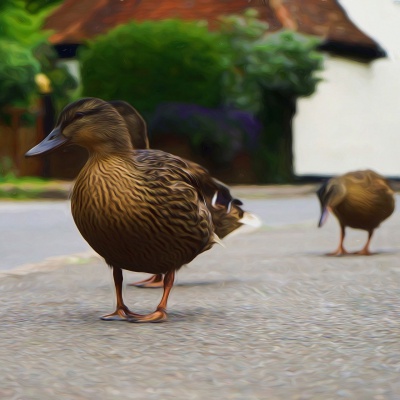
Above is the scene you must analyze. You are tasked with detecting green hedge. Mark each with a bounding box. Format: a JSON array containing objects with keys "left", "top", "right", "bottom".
[{"left": 79, "top": 19, "right": 229, "bottom": 113}]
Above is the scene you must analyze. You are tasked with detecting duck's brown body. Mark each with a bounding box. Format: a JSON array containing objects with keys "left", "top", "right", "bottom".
[
  {"left": 331, "top": 173, "right": 394, "bottom": 231},
  {"left": 25, "top": 97, "right": 220, "bottom": 322},
  {"left": 109, "top": 100, "right": 258, "bottom": 288},
  {"left": 110, "top": 100, "right": 247, "bottom": 240},
  {"left": 72, "top": 150, "right": 214, "bottom": 275},
  {"left": 317, "top": 169, "right": 395, "bottom": 255}
]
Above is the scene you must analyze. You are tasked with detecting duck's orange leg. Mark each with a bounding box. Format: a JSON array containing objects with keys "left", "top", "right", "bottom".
[
  {"left": 327, "top": 225, "right": 348, "bottom": 256},
  {"left": 128, "top": 273, "right": 164, "bottom": 288},
  {"left": 355, "top": 230, "right": 374, "bottom": 256},
  {"left": 101, "top": 267, "right": 141, "bottom": 321},
  {"left": 128, "top": 270, "right": 175, "bottom": 323}
]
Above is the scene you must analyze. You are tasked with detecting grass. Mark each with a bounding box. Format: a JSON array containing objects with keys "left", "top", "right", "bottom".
[
  {"left": 0, "top": 175, "right": 50, "bottom": 185},
  {"left": 0, "top": 174, "right": 71, "bottom": 200}
]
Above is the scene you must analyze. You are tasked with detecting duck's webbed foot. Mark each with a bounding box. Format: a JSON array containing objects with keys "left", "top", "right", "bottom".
[
  {"left": 127, "top": 307, "right": 168, "bottom": 323},
  {"left": 101, "top": 305, "right": 141, "bottom": 321},
  {"left": 353, "top": 232, "right": 374, "bottom": 256},
  {"left": 128, "top": 274, "right": 164, "bottom": 288},
  {"left": 353, "top": 248, "right": 373, "bottom": 256},
  {"left": 326, "top": 248, "right": 348, "bottom": 256},
  {"left": 326, "top": 227, "right": 347, "bottom": 256},
  {"left": 128, "top": 270, "right": 175, "bottom": 323}
]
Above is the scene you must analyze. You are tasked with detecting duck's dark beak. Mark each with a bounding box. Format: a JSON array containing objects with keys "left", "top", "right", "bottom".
[
  {"left": 318, "top": 207, "right": 329, "bottom": 227},
  {"left": 25, "top": 127, "right": 69, "bottom": 157}
]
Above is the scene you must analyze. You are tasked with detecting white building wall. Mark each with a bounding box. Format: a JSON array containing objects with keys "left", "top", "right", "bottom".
[{"left": 294, "top": 0, "right": 400, "bottom": 177}]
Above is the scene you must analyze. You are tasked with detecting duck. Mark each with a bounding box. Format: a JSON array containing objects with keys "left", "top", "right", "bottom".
[
  {"left": 25, "top": 97, "right": 221, "bottom": 323},
  {"left": 108, "top": 100, "right": 260, "bottom": 288},
  {"left": 317, "top": 169, "right": 395, "bottom": 256}
]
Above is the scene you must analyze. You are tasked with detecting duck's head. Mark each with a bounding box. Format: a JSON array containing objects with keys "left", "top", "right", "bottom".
[
  {"left": 317, "top": 178, "right": 347, "bottom": 227},
  {"left": 25, "top": 98, "right": 133, "bottom": 157},
  {"left": 316, "top": 181, "right": 331, "bottom": 227},
  {"left": 108, "top": 100, "right": 149, "bottom": 150}
]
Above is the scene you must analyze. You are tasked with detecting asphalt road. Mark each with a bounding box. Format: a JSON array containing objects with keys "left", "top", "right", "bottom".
[
  {"left": 0, "top": 201, "right": 90, "bottom": 271},
  {"left": 1, "top": 192, "right": 399, "bottom": 399},
  {"left": 0, "top": 195, "right": 321, "bottom": 271}
]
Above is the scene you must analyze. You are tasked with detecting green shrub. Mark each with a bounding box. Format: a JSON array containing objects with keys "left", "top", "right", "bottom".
[
  {"left": 219, "top": 9, "right": 323, "bottom": 114},
  {"left": 0, "top": 40, "right": 41, "bottom": 108},
  {"left": 79, "top": 19, "right": 229, "bottom": 113}
]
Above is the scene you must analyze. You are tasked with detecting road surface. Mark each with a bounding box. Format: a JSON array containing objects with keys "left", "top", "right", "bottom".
[
  {"left": 0, "top": 195, "right": 322, "bottom": 271},
  {"left": 0, "top": 192, "right": 399, "bottom": 399}
]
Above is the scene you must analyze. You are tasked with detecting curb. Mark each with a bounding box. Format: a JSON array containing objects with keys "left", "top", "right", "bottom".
[
  {"left": 0, "top": 251, "right": 99, "bottom": 280},
  {"left": 0, "top": 182, "right": 320, "bottom": 200}
]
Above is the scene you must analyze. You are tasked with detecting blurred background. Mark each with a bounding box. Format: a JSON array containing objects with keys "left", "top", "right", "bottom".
[{"left": 0, "top": 0, "right": 399, "bottom": 187}]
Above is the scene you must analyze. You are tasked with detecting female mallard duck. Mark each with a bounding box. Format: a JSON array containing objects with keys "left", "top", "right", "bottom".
[
  {"left": 108, "top": 100, "right": 260, "bottom": 288},
  {"left": 25, "top": 97, "right": 220, "bottom": 323},
  {"left": 317, "top": 170, "right": 395, "bottom": 256}
]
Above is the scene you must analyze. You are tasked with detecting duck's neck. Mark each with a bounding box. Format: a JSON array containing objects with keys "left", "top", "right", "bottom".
[
  {"left": 82, "top": 125, "right": 134, "bottom": 157},
  {"left": 86, "top": 144, "right": 133, "bottom": 158}
]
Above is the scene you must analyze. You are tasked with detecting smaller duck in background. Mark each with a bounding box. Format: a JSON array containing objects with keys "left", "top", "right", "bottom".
[{"left": 317, "top": 169, "right": 395, "bottom": 256}]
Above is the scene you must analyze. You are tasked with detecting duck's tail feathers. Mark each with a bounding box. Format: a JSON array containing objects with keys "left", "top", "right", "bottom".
[
  {"left": 213, "top": 233, "right": 225, "bottom": 247},
  {"left": 223, "top": 212, "right": 262, "bottom": 239},
  {"left": 239, "top": 212, "right": 262, "bottom": 228}
]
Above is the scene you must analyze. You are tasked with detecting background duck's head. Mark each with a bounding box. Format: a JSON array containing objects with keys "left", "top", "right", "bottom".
[
  {"left": 25, "top": 98, "right": 133, "bottom": 157},
  {"left": 316, "top": 179, "right": 346, "bottom": 227},
  {"left": 108, "top": 100, "right": 149, "bottom": 150},
  {"left": 316, "top": 180, "right": 332, "bottom": 227}
]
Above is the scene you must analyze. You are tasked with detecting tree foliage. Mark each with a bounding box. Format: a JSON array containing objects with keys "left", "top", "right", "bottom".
[
  {"left": 0, "top": 0, "right": 46, "bottom": 108},
  {"left": 0, "top": 40, "right": 41, "bottom": 108},
  {"left": 0, "top": 0, "right": 76, "bottom": 110},
  {"left": 0, "top": 0, "right": 49, "bottom": 48},
  {"left": 219, "top": 9, "right": 324, "bottom": 114},
  {"left": 79, "top": 19, "right": 229, "bottom": 113},
  {"left": 24, "top": 0, "right": 62, "bottom": 14}
]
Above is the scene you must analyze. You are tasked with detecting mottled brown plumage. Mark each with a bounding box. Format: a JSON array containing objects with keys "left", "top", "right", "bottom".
[
  {"left": 317, "top": 169, "right": 395, "bottom": 256},
  {"left": 25, "top": 97, "right": 219, "bottom": 322},
  {"left": 108, "top": 100, "right": 258, "bottom": 288}
]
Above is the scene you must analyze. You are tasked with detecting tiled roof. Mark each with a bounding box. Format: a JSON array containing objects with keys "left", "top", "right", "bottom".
[
  {"left": 282, "top": 0, "right": 376, "bottom": 47},
  {"left": 44, "top": 0, "right": 384, "bottom": 59}
]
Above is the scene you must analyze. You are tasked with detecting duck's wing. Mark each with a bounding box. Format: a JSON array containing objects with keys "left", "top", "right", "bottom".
[
  {"left": 131, "top": 149, "right": 219, "bottom": 251},
  {"left": 345, "top": 170, "right": 395, "bottom": 219},
  {"left": 183, "top": 160, "right": 261, "bottom": 238},
  {"left": 361, "top": 170, "right": 394, "bottom": 194},
  {"left": 131, "top": 149, "right": 215, "bottom": 223},
  {"left": 183, "top": 161, "right": 241, "bottom": 206}
]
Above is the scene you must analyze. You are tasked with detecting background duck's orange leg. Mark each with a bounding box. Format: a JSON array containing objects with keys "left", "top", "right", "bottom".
[
  {"left": 128, "top": 270, "right": 175, "bottom": 323},
  {"left": 355, "top": 229, "right": 374, "bottom": 256},
  {"left": 128, "top": 273, "right": 164, "bottom": 288},
  {"left": 327, "top": 225, "right": 348, "bottom": 256},
  {"left": 101, "top": 267, "right": 141, "bottom": 321}
]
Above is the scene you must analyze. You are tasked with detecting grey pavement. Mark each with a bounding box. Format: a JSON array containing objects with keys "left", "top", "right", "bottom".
[
  {"left": 0, "top": 190, "right": 320, "bottom": 271},
  {"left": 0, "top": 188, "right": 399, "bottom": 399},
  {"left": 0, "top": 201, "right": 91, "bottom": 271}
]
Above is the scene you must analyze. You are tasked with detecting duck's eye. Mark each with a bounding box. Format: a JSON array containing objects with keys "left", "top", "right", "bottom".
[{"left": 75, "top": 112, "right": 85, "bottom": 119}]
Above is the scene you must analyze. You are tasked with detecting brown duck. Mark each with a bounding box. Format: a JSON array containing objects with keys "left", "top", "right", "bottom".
[
  {"left": 317, "top": 170, "right": 395, "bottom": 256},
  {"left": 109, "top": 100, "right": 260, "bottom": 288},
  {"left": 26, "top": 97, "right": 222, "bottom": 323}
]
